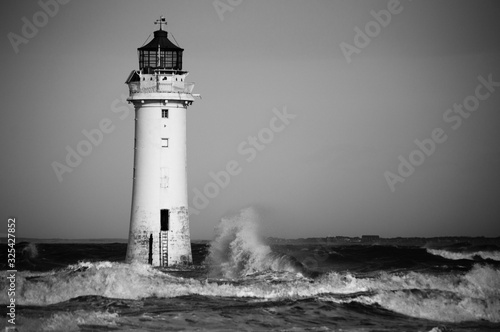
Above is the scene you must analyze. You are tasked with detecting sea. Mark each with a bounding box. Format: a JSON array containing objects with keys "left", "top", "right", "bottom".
[{"left": 1, "top": 209, "right": 500, "bottom": 332}]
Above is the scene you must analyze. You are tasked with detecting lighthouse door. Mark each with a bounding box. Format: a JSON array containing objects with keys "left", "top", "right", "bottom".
[
  {"left": 160, "top": 209, "right": 169, "bottom": 231},
  {"left": 160, "top": 209, "right": 169, "bottom": 266}
]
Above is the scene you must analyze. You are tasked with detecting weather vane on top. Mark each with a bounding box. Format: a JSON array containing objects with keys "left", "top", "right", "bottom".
[{"left": 154, "top": 16, "right": 167, "bottom": 30}]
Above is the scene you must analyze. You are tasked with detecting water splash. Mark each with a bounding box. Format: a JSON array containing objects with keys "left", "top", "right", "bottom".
[
  {"left": 205, "top": 207, "right": 306, "bottom": 278},
  {"left": 21, "top": 242, "right": 39, "bottom": 259}
]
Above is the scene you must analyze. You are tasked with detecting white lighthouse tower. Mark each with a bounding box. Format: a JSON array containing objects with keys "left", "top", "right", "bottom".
[{"left": 125, "top": 17, "right": 199, "bottom": 266}]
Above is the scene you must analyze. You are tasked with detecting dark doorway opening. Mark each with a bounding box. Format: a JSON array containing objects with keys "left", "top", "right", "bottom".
[{"left": 161, "top": 209, "right": 169, "bottom": 231}]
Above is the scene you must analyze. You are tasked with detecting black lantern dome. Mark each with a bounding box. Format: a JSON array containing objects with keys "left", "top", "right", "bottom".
[{"left": 138, "top": 29, "right": 183, "bottom": 72}]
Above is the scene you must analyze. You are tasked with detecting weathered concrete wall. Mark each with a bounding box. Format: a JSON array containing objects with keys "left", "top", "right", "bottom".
[{"left": 167, "top": 206, "right": 192, "bottom": 265}]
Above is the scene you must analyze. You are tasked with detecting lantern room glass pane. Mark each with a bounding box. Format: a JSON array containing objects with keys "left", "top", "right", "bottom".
[{"left": 139, "top": 50, "right": 183, "bottom": 70}]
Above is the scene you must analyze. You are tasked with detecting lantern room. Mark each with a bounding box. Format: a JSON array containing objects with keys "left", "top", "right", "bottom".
[{"left": 138, "top": 29, "right": 183, "bottom": 73}]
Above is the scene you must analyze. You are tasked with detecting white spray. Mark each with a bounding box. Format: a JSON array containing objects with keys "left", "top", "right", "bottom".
[{"left": 205, "top": 207, "right": 306, "bottom": 278}]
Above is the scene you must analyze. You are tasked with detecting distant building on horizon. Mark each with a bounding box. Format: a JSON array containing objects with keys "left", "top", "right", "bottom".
[{"left": 361, "top": 235, "right": 380, "bottom": 242}]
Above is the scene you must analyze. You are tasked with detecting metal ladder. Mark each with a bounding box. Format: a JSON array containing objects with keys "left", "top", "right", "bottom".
[{"left": 159, "top": 231, "right": 168, "bottom": 266}]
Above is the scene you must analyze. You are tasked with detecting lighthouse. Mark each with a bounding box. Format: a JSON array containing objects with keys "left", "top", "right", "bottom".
[{"left": 125, "top": 17, "right": 199, "bottom": 266}]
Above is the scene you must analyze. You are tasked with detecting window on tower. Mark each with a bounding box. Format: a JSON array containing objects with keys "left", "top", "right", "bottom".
[
  {"left": 162, "top": 109, "right": 169, "bottom": 118},
  {"left": 161, "top": 138, "right": 169, "bottom": 147}
]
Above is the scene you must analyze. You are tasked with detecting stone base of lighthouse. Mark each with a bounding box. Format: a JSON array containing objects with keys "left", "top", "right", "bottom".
[
  {"left": 126, "top": 206, "right": 192, "bottom": 266},
  {"left": 125, "top": 84, "right": 194, "bottom": 266},
  {"left": 126, "top": 207, "right": 193, "bottom": 266}
]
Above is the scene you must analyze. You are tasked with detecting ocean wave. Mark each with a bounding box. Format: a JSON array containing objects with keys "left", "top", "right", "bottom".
[
  {"left": 205, "top": 207, "right": 308, "bottom": 278},
  {"left": 365, "top": 288, "right": 500, "bottom": 323},
  {"left": 1, "top": 262, "right": 499, "bottom": 323},
  {"left": 36, "top": 310, "right": 118, "bottom": 332},
  {"left": 2, "top": 209, "right": 499, "bottom": 325},
  {"left": 427, "top": 248, "right": 500, "bottom": 261},
  {"left": 20, "top": 242, "right": 39, "bottom": 259},
  {"left": 319, "top": 264, "right": 500, "bottom": 323}
]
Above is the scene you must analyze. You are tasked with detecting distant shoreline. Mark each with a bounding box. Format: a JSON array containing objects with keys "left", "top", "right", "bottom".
[
  {"left": 2, "top": 236, "right": 499, "bottom": 247},
  {"left": 267, "top": 236, "right": 500, "bottom": 247}
]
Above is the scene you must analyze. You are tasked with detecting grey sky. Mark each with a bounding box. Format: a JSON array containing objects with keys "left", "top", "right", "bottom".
[{"left": 2, "top": 0, "right": 500, "bottom": 239}]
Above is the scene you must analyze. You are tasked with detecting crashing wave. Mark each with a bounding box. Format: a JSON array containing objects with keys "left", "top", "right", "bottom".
[
  {"left": 1, "top": 260, "right": 499, "bottom": 323},
  {"left": 204, "top": 207, "right": 308, "bottom": 278},
  {"left": 1, "top": 208, "right": 499, "bottom": 324},
  {"left": 21, "top": 242, "right": 39, "bottom": 259},
  {"left": 427, "top": 248, "right": 500, "bottom": 261}
]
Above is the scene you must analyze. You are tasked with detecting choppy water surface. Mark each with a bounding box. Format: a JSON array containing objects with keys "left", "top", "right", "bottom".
[{"left": 1, "top": 209, "right": 500, "bottom": 331}]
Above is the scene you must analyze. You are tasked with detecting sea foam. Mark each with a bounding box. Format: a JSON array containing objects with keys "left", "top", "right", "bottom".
[
  {"left": 427, "top": 248, "right": 500, "bottom": 261},
  {"left": 2, "top": 259, "right": 499, "bottom": 323},
  {"left": 2, "top": 208, "right": 499, "bottom": 324}
]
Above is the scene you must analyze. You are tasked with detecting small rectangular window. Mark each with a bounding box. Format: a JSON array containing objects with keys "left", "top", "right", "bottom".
[
  {"left": 162, "top": 109, "right": 169, "bottom": 118},
  {"left": 161, "top": 138, "right": 169, "bottom": 148}
]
